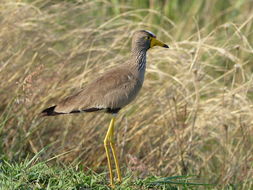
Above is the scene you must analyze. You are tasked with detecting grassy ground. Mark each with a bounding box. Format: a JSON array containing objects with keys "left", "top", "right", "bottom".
[
  {"left": 0, "top": 0, "right": 253, "bottom": 189},
  {"left": 0, "top": 160, "right": 198, "bottom": 190},
  {"left": 0, "top": 155, "right": 236, "bottom": 190}
]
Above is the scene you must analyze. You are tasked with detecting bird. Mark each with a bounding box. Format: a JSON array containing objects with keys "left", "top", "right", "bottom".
[{"left": 41, "top": 30, "right": 169, "bottom": 187}]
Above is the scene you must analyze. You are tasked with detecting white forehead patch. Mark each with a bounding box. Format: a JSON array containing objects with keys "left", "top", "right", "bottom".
[{"left": 144, "top": 30, "right": 156, "bottom": 38}]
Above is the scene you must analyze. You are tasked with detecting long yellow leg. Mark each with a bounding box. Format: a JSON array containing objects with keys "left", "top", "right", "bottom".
[
  {"left": 104, "top": 118, "right": 115, "bottom": 187},
  {"left": 104, "top": 116, "right": 122, "bottom": 187},
  {"left": 109, "top": 118, "right": 122, "bottom": 182}
]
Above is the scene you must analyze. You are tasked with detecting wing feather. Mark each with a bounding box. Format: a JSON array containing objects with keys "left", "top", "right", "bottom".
[{"left": 54, "top": 65, "right": 141, "bottom": 113}]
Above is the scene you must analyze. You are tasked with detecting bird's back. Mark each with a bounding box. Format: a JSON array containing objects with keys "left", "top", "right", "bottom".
[{"left": 53, "top": 64, "right": 143, "bottom": 114}]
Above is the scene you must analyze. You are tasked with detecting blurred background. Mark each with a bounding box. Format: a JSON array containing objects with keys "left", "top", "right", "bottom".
[{"left": 0, "top": 0, "right": 253, "bottom": 187}]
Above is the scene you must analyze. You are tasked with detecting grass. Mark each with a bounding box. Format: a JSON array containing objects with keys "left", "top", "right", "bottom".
[
  {"left": 0, "top": 155, "right": 248, "bottom": 189},
  {"left": 0, "top": 159, "right": 113, "bottom": 190},
  {"left": 0, "top": 150, "right": 215, "bottom": 190},
  {"left": 0, "top": 157, "right": 231, "bottom": 190},
  {"left": 0, "top": 0, "right": 253, "bottom": 189}
]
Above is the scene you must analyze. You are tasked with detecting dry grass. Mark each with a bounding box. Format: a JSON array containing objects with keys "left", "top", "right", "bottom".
[{"left": 0, "top": 0, "right": 253, "bottom": 188}]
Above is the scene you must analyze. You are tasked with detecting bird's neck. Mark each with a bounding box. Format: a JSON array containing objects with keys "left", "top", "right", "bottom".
[{"left": 131, "top": 49, "right": 147, "bottom": 71}]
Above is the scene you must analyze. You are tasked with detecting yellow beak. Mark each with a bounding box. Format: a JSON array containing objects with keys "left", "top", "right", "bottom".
[{"left": 150, "top": 37, "right": 169, "bottom": 48}]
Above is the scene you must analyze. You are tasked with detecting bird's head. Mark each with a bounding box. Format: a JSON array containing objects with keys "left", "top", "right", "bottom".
[{"left": 132, "top": 30, "right": 169, "bottom": 52}]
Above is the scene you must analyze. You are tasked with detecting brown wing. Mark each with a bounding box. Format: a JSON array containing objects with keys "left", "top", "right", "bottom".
[{"left": 54, "top": 65, "right": 141, "bottom": 114}]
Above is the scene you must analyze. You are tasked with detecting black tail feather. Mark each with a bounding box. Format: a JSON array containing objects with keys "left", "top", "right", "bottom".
[
  {"left": 41, "top": 106, "right": 121, "bottom": 116},
  {"left": 41, "top": 106, "right": 62, "bottom": 116}
]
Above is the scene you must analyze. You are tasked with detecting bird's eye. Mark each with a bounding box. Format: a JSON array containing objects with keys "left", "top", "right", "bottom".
[{"left": 145, "top": 36, "right": 151, "bottom": 40}]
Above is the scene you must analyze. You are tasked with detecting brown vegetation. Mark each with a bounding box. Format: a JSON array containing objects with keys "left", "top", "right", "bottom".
[{"left": 0, "top": 0, "right": 253, "bottom": 187}]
